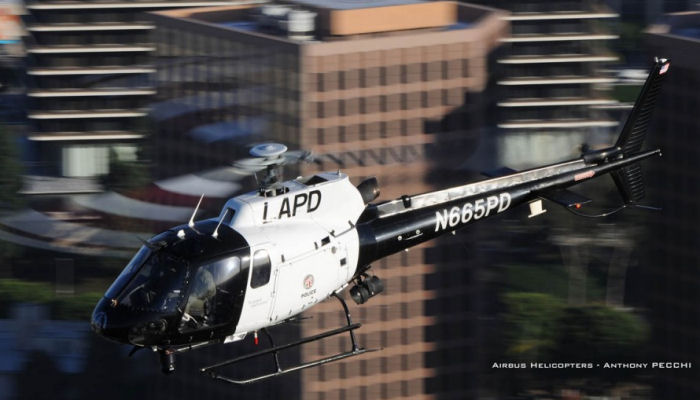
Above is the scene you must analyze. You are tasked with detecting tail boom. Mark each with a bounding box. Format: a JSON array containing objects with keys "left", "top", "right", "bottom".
[{"left": 356, "top": 149, "right": 661, "bottom": 268}]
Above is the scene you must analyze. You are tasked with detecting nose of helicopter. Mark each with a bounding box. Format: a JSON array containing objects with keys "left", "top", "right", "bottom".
[
  {"left": 91, "top": 297, "right": 174, "bottom": 346},
  {"left": 91, "top": 310, "right": 107, "bottom": 335},
  {"left": 91, "top": 297, "right": 130, "bottom": 344}
]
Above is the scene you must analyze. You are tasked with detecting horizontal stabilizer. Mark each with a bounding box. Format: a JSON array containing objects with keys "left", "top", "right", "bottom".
[{"left": 540, "top": 189, "right": 592, "bottom": 209}]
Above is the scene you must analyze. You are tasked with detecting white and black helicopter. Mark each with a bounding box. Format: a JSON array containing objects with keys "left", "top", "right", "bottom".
[{"left": 91, "top": 58, "right": 669, "bottom": 384}]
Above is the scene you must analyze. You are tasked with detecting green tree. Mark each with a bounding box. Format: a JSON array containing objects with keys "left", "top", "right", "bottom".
[
  {"left": 502, "top": 292, "right": 649, "bottom": 362},
  {"left": 0, "top": 279, "right": 102, "bottom": 320},
  {"left": 53, "top": 291, "right": 102, "bottom": 320},
  {"left": 0, "top": 279, "right": 53, "bottom": 317},
  {"left": 554, "top": 305, "right": 649, "bottom": 362},
  {"left": 502, "top": 292, "right": 565, "bottom": 358},
  {"left": 100, "top": 148, "right": 151, "bottom": 193},
  {"left": 499, "top": 292, "right": 651, "bottom": 396}
]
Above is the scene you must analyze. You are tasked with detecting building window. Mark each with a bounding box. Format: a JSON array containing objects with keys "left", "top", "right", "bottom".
[
  {"left": 316, "top": 73, "right": 324, "bottom": 92},
  {"left": 339, "top": 100, "right": 346, "bottom": 117},
  {"left": 61, "top": 145, "right": 115, "bottom": 177},
  {"left": 338, "top": 70, "right": 346, "bottom": 90}
]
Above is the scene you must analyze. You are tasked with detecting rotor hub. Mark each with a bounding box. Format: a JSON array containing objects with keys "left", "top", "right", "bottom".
[{"left": 250, "top": 143, "right": 288, "bottom": 158}]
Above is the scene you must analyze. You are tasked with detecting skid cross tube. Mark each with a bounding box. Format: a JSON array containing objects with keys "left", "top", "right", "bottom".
[
  {"left": 332, "top": 292, "right": 360, "bottom": 351},
  {"left": 261, "top": 328, "right": 282, "bottom": 373}
]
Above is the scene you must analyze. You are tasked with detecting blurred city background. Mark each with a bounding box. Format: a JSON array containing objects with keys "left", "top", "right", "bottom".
[{"left": 0, "top": 0, "right": 698, "bottom": 398}]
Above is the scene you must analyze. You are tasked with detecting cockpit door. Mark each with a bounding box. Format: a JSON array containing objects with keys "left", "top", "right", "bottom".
[{"left": 237, "top": 244, "right": 277, "bottom": 331}]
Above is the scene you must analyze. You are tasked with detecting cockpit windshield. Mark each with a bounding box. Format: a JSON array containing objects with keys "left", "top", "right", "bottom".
[
  {"left": 114, "top": 250, "right": 188, "bottom": 313},
  {"left": 105, "top": 246, "right": 151, "bottom": 300}
]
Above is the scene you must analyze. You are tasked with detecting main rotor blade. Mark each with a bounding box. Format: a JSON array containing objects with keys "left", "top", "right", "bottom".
[{"left": 198, "top": 166, "right": 255, "bottom": 181}]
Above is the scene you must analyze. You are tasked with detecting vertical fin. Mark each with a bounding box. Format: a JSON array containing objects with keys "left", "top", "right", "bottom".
[
  {"left": 611, "top": 58, "right": 668, "bottom": 204},
  {"left": 615, "top": 57, "right": 669, "bottom": 155}
]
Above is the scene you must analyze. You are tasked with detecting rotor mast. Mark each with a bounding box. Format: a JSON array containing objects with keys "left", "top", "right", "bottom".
[{"left": 235, "top": 143, "right": 317, "bottom": 196}]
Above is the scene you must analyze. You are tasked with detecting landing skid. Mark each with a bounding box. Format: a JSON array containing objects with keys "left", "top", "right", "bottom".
[{"left": 200, "top": 293, "right": 378, "bottom": 385}]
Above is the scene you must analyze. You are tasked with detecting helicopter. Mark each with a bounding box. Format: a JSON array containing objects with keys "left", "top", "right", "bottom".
[{"left": 91, "top": 58, "right": 669, "bottom": 384}]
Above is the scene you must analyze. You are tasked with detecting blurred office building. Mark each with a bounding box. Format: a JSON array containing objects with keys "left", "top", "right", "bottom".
[
  {"left": 464, "top": 0, "right": 620, "bottom": 167},
  {"left": 0, "top": 0, "right": 25, "bottom": 123},
  {"left": 607, "top": 0, "right": 697, "bottom": 23},
  {"left": 644, "top": 14, "right": 700, "bottom": 400},
  {"left": 20, "top": 0, "right": 260, "bottom": 179},
  {"left": 148, "top": 1, "right": 508, "bottom": 398}
]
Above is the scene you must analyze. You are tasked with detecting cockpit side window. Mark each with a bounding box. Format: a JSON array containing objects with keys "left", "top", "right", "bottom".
[
  {"left": 250, "top": 249, "right": 271, "bottom": 288},
  {"left": 180, "top": 253, "right": 249, "bottom": 332}
]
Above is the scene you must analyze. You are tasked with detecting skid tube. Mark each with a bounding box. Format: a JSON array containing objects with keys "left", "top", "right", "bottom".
[{"left": 200, "top": 293, "right": 378, "bottom": 385}]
